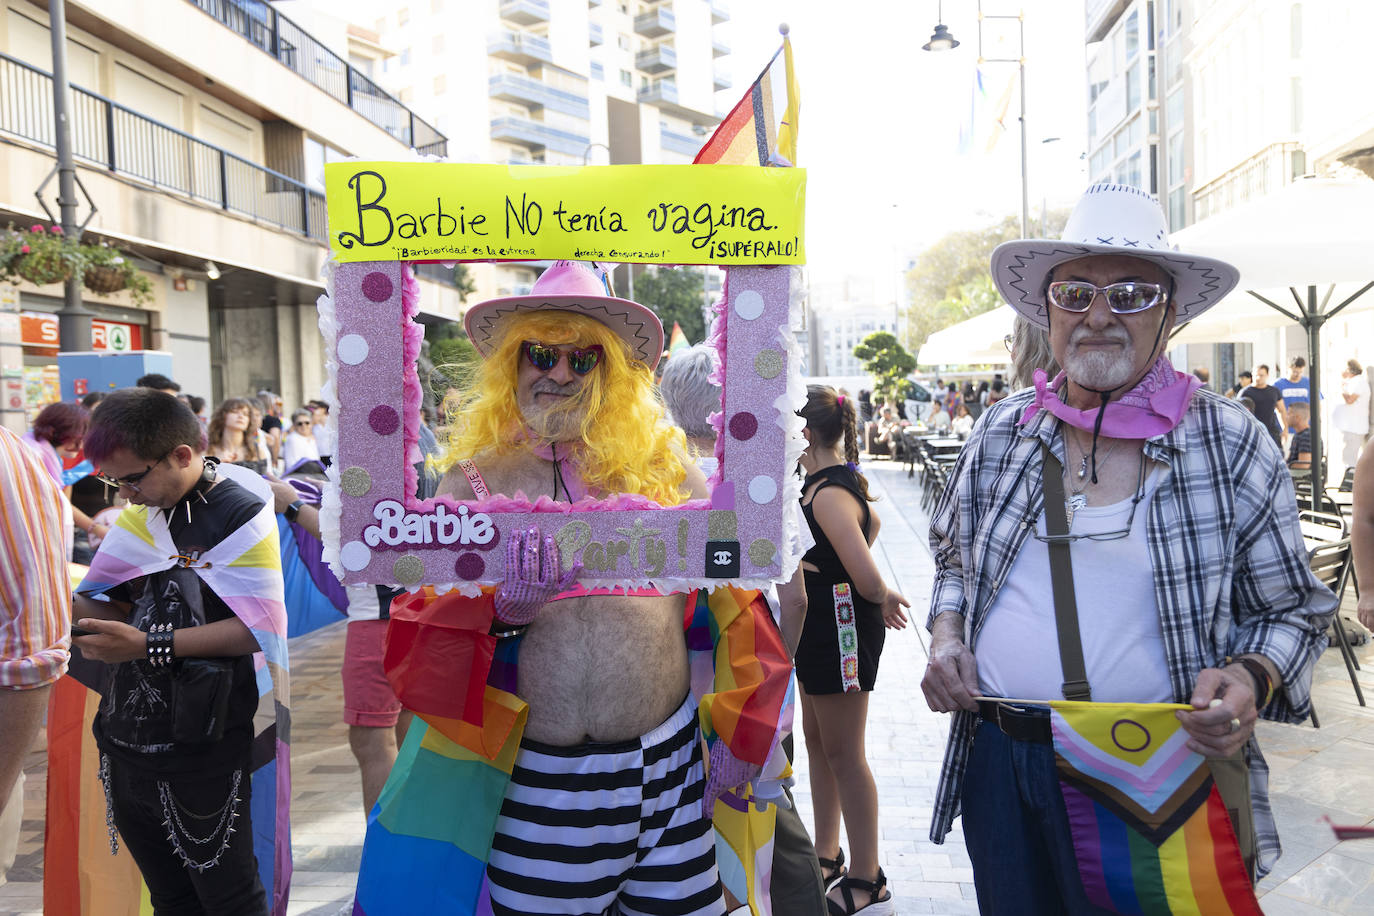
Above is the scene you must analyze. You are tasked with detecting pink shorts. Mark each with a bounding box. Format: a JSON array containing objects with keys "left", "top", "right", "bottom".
[{"left": 342, "top": 619, "right": 402, "bottom": 727}]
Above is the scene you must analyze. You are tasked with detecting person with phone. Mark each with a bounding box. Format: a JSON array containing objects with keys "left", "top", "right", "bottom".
[{"left": 68, "top": 388, "right": 290, "bottom": 915}]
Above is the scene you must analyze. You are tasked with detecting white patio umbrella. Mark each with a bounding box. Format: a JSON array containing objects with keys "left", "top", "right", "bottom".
[
  {"left": 916, "top": 305, "right": 1016, "bottom": 367},
  {"left": 1169, "top": 177, "right": 1374, "bottom": 493}
]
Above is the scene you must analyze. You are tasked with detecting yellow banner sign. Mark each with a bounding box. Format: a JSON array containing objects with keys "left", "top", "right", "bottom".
[{"left": 324, "top": 162, "right": 806, "bottom": 265}]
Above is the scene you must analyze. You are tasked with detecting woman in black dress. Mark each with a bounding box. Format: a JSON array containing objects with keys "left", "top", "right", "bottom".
[{"left": 795, "top": 385, "right": 909, "bottom": 915}]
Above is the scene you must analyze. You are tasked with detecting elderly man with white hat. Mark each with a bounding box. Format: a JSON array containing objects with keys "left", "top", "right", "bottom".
[{"left": 919, "top": 183, "right": 1336, "bottom": 913}]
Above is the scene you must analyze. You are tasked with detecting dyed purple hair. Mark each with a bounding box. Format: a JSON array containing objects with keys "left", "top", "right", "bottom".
[
  {"left": 84, "top": 388, "right": 206, "bottom": 463},
  {"left": 32, "top": 401, "right": 89, "bottom": 447}
]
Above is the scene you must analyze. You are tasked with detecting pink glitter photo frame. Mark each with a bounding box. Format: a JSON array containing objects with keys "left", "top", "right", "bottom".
[{"left": 318, "top": 261, "right": 806, "bottom": 595}]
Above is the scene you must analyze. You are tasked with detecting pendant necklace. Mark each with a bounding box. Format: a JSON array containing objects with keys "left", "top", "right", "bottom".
[{"left": 1065, "top": 431, "right": 1121, "bottom": 526}]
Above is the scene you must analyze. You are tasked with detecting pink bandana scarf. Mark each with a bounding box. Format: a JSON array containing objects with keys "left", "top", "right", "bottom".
[{"left": 1019, "top": 355, "right": 1203, "bottom": 439}]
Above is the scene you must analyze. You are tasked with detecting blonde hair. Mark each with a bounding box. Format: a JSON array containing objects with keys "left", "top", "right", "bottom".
[{"left": 441, "top": 311, "right": 690, "bottom": 505}]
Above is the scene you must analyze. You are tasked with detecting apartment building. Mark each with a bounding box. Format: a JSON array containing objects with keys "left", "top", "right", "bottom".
[
  {"left": 356, "top": 0, "right": 731, "bottom": 303},
  {"left": 0, "top": 0, "right": 459, "bottom": 424},
  {"left": 1083, "top": 0, "right": 1191, "bottom": 229}
]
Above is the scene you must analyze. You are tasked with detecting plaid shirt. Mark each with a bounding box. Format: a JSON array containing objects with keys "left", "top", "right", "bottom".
[{"left": 926, "top": 386, "right": 1336, "bottom": 878}]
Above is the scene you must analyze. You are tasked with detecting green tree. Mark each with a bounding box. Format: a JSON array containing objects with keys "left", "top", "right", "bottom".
[
  {"left": 633, "top": 266, "right": 708, "bottom": 345},
  {"left": 904, "top": 210, "right": 1069, "bottom": 361},
  {"left": 853, "top": 331, "right": 917, "bottom": 404}
]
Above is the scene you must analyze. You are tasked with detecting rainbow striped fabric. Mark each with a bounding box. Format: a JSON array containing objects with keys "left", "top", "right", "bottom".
[
  {"left": 1050, "top": 701, "right": 1261, "bottom": 915},
  {"left": 48, "top": 464, "right": 292, "bottom": 916},
  {"left": 694, "top": 37, "right": 799, "bottom": 167},
  {"left": 355, "top": 584, "right": 792, "bottom": 915}
]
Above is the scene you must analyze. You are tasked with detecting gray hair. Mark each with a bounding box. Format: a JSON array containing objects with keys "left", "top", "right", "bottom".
[
  {"left": 1011, "top": 315, "right": 1060, "bottom": 389},
  {"left": 658, "top": 343, "right": 721, "bottom": 439}
]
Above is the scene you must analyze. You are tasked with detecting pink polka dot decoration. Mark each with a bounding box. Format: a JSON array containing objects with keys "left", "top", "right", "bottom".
[
  {"left": 369, "top": 405, "right": 400, "bottom": 436},
  {"left": 327, "top": 261, "right": 798, "bottom": 591},
  {"left": 455, "top": 553, "right": 485, "bottom": 580},
  {"left": 362, "top": 271, "right": 394, "bottom": 303},
  {"left": 728, "top": 412, "right": 758, "bottom": 441}
]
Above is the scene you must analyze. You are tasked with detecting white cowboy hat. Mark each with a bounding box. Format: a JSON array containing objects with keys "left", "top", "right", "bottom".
[
  {"left": 463, "top": 261, "right": 665, "bottom": 370},
  {"left": 990, "top": 182, "right": 1240, "bottom": 330}
]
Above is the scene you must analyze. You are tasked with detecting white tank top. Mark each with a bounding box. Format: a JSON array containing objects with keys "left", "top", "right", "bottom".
[{"left": 977, "top": 468, "right": 1174, "bottom": 704}]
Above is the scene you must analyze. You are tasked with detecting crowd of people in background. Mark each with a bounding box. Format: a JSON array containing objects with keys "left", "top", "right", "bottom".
[{"left": 1200, "top": 354, "right": 1372, "bottom": 475}]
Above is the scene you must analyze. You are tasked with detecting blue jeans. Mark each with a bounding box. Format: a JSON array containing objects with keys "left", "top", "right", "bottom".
[{"left": 961, "top": 720, "right": 1116, "bottom": 916}]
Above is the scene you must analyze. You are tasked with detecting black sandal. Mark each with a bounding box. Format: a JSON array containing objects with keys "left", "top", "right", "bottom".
[
  {"left": 817, "top": 847, "right": 847, "bottom": 889},
  {"left": 826, "top": 868, "right": 893, "bottom": 916}
]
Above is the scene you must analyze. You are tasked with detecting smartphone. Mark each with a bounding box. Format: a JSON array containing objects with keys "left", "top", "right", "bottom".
[{"left": 71, "top": 625, "right": 96, "bottom": 638}]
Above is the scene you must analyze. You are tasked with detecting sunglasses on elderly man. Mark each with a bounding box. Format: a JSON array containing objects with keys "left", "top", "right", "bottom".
[
  {"left": 1046, "top": 280, "right": 1169, "bottom": 315},
  {"left": 521, "top": 341, "right": 604, "bottom": 375}
]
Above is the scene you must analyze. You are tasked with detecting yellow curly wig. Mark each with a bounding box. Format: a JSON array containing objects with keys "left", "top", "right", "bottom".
[{"left": 440, "top": 310, "right": 690, "bottom": 505}]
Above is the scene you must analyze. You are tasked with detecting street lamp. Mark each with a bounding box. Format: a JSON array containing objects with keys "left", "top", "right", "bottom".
[
  {"left": 922, "top": 3, "right": 959, "bottom": 51},
  {"left": 924, "top": 1, "right": 1030, "bottom": 239}
]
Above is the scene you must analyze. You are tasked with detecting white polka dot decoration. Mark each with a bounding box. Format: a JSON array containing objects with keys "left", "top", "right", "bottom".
[
  {"left": 340, "top": 540, "right": 372, "bottom": 572},
  {"left": 337, "top": 333, "right": 370, "bottom": 365},
  {"left": 748, "top": 475, "right": 777, "bottom": 504},
  {"left": 733, "top": 289, "right": 765, "bottom": 321}
]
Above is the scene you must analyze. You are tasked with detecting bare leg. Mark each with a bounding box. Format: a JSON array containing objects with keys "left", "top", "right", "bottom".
[
  {"left": 808, "top": 691, "right": 884, "bottom": 908},
  {"left": 799, "top": 685, "right": 843, "bottom": 861},
  {"left": 350, "top": 711, "right": 412, "bottom": 816}
]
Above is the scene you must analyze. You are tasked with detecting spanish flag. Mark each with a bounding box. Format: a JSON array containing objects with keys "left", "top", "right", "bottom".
[{"left": 694, "top": 32, "right": 800, "bottom": 167}]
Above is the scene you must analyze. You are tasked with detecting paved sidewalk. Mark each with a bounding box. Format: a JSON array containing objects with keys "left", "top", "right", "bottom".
[{"left": 3, "top": 459, "right": 1374, "bottom": 914}]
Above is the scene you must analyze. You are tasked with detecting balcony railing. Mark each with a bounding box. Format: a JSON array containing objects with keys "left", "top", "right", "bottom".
[
  {"left": 634, "top": 8, "right": 675, "bottom": 38},
  {"left": 589, "top": 22, "right": 604, "bottom": 46},
  {"left": 710, "top": 0, "right": 729, "bottom": 23},
  {"left": 184, "top": 0, "right": 446, "bottom": 155},
  {"left": 488, "top": 74, "right": 590, "bottom": 119},
  {"left": 490, "top": 116, "right": 590, "bottom": 157},
  {"left": 636, "top": 45, "right": 677, "bottom": 74},
  {"left": 638, "top": 80, "right": 679, "bottom": 105},
  {"left": 499, "top": 0, "right": 551, "bottom": 26},
  {"left": 660, "top": 126, "right": 700, "bottom": 157},
  {"left": 712, "top": 38, "right": 729, "bottom": 58},
  {"left": 713, "top": 67, "right": 731, "bottom": 91},
  {"left": 488, "top": 30, "right": 555, "bottom": 65},
  {"left": 0, "top": 51, "right": 327, "bottom": 243}
]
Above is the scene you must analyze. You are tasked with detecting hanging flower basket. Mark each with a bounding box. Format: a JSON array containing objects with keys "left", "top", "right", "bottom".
[
  {"left": 14, "top": 250, "right": 74, "bottom": 286},
  {"left": 83, "top": 264, "right": 129, "bottom": 294}
]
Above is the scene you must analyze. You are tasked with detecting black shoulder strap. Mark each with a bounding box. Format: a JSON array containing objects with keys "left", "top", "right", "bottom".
[{"left": 1040, "top": 441, "right": 1092, "bottom": 702}]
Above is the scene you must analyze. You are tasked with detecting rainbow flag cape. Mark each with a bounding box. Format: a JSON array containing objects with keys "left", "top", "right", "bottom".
[
  {"left": 355, "top": 585, "right": 792, "bottom": 915},
  {"left": 46, "top": 464, "right": 292, "bottom": 916},
  {"left": 694, "top": 35, "right": 799, "bottom": 167},
  {"left": 1050, "top": 701, "right": 1261, "bottom": 915}
]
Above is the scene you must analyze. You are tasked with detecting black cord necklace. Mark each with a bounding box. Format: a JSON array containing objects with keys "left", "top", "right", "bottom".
[{"left": 551, "top": 442, "right": 571, "bottom": 500}]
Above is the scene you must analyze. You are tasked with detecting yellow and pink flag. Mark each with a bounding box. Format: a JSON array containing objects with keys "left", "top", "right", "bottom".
[{"left": 1050, "top": 701, "right": 1261, "bottom": 915}]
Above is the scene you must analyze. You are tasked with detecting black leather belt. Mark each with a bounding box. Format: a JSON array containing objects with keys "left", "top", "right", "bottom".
[{"left": 979, "top": 701, "right": 1052, "bottom": 743}]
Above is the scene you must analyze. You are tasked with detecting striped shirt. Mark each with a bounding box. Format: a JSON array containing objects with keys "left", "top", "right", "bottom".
[
  {"left": 0, "top": 425, "right": 72, "bottom": 688},
  {"left": 926, "top": 386, "right": 1336, "bottom": 878}
]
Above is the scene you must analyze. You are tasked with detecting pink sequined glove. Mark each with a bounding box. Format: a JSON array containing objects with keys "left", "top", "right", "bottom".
[
  {"left": 494, "top": 526, "right": 582, "bottom": 626},
  {"left": 701, "top": 739, "right": 762, "bottom": 818}
]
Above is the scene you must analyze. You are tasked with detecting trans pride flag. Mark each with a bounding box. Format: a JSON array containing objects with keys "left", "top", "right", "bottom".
[{"left": 1050, "top": 701, "right": 1261, "bottom": 915}]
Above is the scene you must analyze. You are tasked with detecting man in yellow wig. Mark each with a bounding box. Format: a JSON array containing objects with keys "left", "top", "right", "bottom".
[{"left": 362, "top": 260, "right": 791, "bottom": 916}]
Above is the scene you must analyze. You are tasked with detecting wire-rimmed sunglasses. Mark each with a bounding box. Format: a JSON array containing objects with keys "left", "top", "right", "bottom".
[
  {"left": 94, "top": 449, "right": 173, "bottom": 493},
  {"left": 1046, "top": 280, "right": 1168, "bottom": 315},
  {"left": 521, "top": 341, "right": 604, "bottom": 376}
]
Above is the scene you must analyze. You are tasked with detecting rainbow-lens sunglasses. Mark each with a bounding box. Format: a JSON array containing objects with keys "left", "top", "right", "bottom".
[{"left": 521, "top": 340, "right": 604, "bottom": 375}]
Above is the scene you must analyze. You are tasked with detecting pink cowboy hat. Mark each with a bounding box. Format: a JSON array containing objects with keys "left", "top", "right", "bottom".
[{"left": 463, "top": 261, "right": 665, "bottom": 370}]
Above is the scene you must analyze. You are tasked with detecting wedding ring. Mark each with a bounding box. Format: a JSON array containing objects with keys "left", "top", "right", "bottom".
[{"left": 1228, "top": 717, "right": 1241, "bottom": 734}]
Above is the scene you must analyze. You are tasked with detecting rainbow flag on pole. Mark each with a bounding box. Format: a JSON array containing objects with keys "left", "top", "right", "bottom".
[
  {"left": 1050, "top": 701, "right": 1261, "bottom": 915},
  {"left": 694, "top": 34, "right": 800, "bottom": 167}
]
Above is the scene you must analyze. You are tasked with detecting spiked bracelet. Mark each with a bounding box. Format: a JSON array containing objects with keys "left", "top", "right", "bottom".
[{"left": 147, "top": 624, "right": 175, "bottom": 668}]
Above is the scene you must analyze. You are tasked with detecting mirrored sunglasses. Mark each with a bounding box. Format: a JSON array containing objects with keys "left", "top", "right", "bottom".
[
  {"left": 521, "top": 341, "right": 604, "bottom": 376},
  {"left": 1046, "top": 280, "right": 1168, "bottom": 315}
]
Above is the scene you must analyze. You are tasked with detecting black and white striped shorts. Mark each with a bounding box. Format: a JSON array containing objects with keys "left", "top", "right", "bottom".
[{"left": 486, "top": 694, "right": 725, "bottom": 916}]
